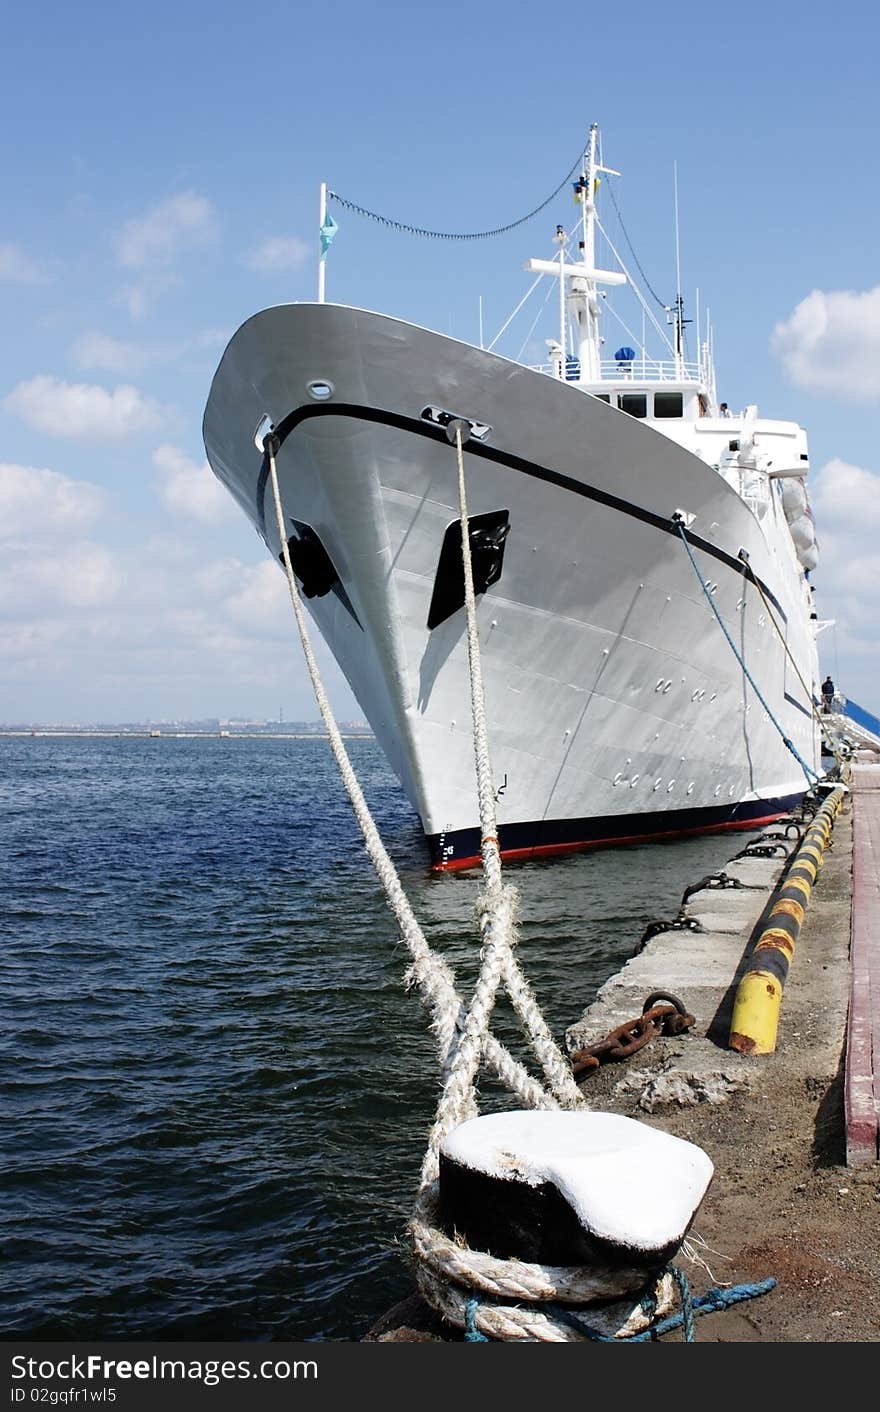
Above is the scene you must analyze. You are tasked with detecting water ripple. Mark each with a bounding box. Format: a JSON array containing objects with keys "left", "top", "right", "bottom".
[{"left": 1, "top": 734, "right": 741, "bottom": 1338}]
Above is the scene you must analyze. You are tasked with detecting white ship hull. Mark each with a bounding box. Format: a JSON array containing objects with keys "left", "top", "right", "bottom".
[{"left": 204, "top": 303, "right": 821, "bottom": 869}]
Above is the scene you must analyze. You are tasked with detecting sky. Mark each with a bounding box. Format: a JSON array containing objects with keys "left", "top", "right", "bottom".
[{"left": 2, "top": 0, "right": 878, "bottom": 725}]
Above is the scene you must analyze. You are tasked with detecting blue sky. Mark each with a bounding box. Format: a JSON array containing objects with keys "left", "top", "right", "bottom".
[{"left": 2, "top": 0, "right": 878, "bottom": 724}]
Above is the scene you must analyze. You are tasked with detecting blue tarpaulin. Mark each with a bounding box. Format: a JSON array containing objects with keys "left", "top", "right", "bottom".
[{"left": 843, "top": 697, "right": 880, "bottom": 738}]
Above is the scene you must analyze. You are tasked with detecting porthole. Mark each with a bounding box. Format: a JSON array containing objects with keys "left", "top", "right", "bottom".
[{"left": 307, "top": 379, "right": 335, "bottom": 401}]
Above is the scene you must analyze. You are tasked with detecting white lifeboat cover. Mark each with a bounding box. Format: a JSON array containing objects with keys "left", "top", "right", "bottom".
[
  {"left": 788, "top": 513, "right": 816, "bottom": 551},
  {"left": 781, "top": 478, "right": 807, "bottom": 520},
  {"left": 799, "top": 543, "right": 819, "bottom": 571},
  {"left": 440, "top": 1109, "right": 714, "bottom": 1253}
]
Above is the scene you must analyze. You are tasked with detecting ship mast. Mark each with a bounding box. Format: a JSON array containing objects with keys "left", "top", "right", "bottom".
[{"left": 525, "top": 123, "right": 625, "bottom": 381}]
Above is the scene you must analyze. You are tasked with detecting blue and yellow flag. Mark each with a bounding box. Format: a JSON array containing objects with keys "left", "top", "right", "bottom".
[{"left": 320, "top": 211, "right": 338, "bottom": 258}]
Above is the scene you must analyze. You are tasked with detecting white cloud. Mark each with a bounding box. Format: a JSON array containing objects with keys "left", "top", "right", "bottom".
[
  {"left": 771, "top": 286, "right": 880, "bottom": 400},
  {"left": 116, "top": 191, "right": 217, "bottom": 269},
  {"left": 0, "top": 462, "right": 106, "bottom": 537},
  {"left": 807, "top": 457, "right": 880, "bottom": 711},
  {"left": 0, "top": 241, "right": 42, "bottom": 282},
  {"left": 245, "top": 235, "right": 310, "bottom": 272},
  {"left": 154, "top": 444, "right": 234, "bottom": 524},
  {"left": 0, "top": 521, "right": 359, "bottom": 722},
  {"left": 117, "top": 271, "right": 181, "bottom": 320},
  {"left": 72, "top": 326, "right": 230, "bottom": 370},
  {"left": 71, "top": 330, "right": 154, "bottom": 374},
  {"left": 222, "top": 558, "right": 292, "bottom": 631},
  {"left": 0, "top": 542, "right": 122, "bottom": 614},
  {"left": 810, "top": 457, "right": 880, "bottom": 531},
  {"left": 193, "top": 327, "right": 231, "bottom": 350},
  {"left": 4, "top": 374, "right": 163, "bottom": 440}
]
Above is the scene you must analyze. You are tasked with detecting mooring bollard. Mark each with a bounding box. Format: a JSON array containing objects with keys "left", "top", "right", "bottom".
[{"left": 729, "top": 784, "right": 847, "bottom": 1055}]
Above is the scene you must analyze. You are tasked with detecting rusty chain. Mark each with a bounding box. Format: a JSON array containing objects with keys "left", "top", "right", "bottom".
[{"left": 569, "top": 992, "right": 695, "bottom": 1078}]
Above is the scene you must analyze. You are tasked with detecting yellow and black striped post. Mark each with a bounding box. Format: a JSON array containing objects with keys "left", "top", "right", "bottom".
[{"left": 729, "top": 784, "right": 848, "bottom": 1055}]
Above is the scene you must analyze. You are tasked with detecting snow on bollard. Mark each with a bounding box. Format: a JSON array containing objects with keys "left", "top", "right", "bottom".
[{"left": 439, "top": 1109, "right": 714, "bottom": 1270}]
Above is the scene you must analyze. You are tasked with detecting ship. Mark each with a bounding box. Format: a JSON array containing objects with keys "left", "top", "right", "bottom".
[{"left": 203, "top": 125, "right": 823, "bottom": 870}]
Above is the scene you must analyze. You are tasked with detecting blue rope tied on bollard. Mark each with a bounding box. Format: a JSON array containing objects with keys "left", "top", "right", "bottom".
[
  {"left": 669, "top": 1264, "right": 695, "bottom": 1342},
  {"left": 673, "top": 518, "right": 820, "bottom": 788},
  {"left": 462, "top": 1272, "right": 777, "bottom": 1342},
  {"left": 464, "top": 1298, "right": 489, "bottom": 1341}
]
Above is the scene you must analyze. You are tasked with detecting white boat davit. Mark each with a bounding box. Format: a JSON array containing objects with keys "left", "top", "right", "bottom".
[{"left": 203, "top": 125, "right": 823, "bottom": 870}]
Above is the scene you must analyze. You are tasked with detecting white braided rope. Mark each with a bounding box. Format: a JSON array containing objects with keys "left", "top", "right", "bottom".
[
  {"left": 264, "top": 440, "right": 555, "bottom": 1158},
  {"left": 410, "top": 1186, "right": 658, "bottom": 1303},
  {"left": 414, "top": 1263, "right": 675, "bottom": 1342},
  {"left": 428, "top": 423, "right": 583, "bottom": 1148},
  {"left": 266, "top": 435, "right": 606, "bottom": 1336}
]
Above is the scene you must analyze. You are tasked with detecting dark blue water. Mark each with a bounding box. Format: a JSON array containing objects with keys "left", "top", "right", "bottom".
[{"left": 1, "top": 736, "right": 742, "bottom": 1340}]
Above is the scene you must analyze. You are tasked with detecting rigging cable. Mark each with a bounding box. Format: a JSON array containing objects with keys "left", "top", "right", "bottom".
[
  {"left": 328, "top": 140, "right": 590, "bottom": 241},
  {"left": 745, "top": 558, "right": 843, "bottom": 766},
  {"left": 596, "top": 217, "right": 677, "bottom": 357},
  {"left": 674, "top": 518, "right": 821, "bottom": 787},
  {"left": 605, "top": 178, "right": 669, "bottom": 309}
]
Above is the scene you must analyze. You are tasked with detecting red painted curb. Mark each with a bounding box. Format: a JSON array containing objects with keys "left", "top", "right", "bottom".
[{"left": 845, "top": 765, "right": 880, "bottom": 1166}]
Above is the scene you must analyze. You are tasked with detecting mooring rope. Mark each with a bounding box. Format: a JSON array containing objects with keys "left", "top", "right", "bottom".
[
  {"left": 418, "top": 1265, "right": 678, "bottom": 1343},
  {"left": 263, "top": 434, "right": 559, "bottom": 1142},
  {"left": 674, "top": 518, "right": 821, "bottom": 786},
  {"left": 459, "top": 1271, "right": 777, "bottom": 1343},
  {"left": 411, "top": 1183, "right": 655, "bottom": 1304},
  {"left": 421, "top": 422, "right": 583, "bottom": 1175},
  {"left": 744, "top": 557, "right": 845, "bottom": 767}
]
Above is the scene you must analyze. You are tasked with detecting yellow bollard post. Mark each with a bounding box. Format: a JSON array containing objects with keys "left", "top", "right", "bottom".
[{"left": 729, "top": 784, "right": 847, "bottom": 1055}]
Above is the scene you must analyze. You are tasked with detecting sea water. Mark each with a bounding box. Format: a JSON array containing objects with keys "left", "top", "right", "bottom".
[{"left": 1, "top": 735, "right": 743, "bottom": 1340}]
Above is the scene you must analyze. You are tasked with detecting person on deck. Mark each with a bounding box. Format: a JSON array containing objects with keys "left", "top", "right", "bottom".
[
  {"left": 821, "top": 675, "right": 835, "bottom": 712},
  {"left": 719, "top": 402, "right": 731, "bottom": 417}
]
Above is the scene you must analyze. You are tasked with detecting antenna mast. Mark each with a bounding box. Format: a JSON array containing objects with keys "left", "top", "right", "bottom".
[
  {"left": 670, "top": 160, "right": 690, "bottom": 375},
  {"left": 318, "top": 182, "right": 327, "bottom": 303}
]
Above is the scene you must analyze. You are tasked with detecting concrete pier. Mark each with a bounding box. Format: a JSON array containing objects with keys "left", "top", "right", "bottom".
[
  {"left": 846, "top": 762, "right": 880, "bottom": 1164},
  {"left": 564, "top": 795, "right": 851, "bottom": 1108}
]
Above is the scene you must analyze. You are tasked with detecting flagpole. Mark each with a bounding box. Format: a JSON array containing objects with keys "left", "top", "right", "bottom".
[{"left": 318, "top": 182, "right": 327, "bottom": 303}]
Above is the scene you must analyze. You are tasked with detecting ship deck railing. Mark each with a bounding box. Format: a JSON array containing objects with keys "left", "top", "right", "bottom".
[{"left": 528, "top": 356, "right": 704, "bottom": 383}]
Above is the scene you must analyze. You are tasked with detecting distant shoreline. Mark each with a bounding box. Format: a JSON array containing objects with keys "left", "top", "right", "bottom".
[{"left": 0, "top": 730, "right": 375, "bottom": 740}]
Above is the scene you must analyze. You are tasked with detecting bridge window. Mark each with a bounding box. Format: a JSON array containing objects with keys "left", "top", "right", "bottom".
[
  {"left": 653, "top": 392, "right": 683, "bottom": 418},
  {"left": 619, "top": 393, "right": 647, "bottom": 419},
  {"left": 594, "top": 393, "right": 611, "bottom": 404}
]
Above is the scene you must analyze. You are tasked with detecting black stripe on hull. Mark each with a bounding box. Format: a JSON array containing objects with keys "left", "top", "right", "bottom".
[
  {"left": 428, "top": 792, "right": 807, "bottom": 871},
  {"left": 259, "top": 401, "right": 788, "bottom": 622}
]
